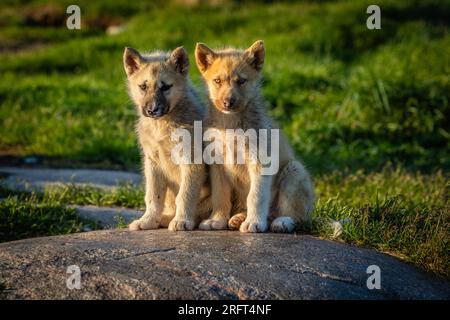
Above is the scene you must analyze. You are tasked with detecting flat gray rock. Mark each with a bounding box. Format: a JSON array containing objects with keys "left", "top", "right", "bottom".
[
  {"left": 0, "top": 167, "right": 141, "bottom": 191},
  {"left": 71, "top": 205, "right": 143, "bottom": 228},
  {"left": 0, "top": 230, "right": 448, "bottom": 300}
]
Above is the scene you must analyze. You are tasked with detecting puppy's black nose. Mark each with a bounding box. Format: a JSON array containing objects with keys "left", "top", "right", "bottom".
[
  {"left": 223, "top": 97, "right": 236, "bottom": 109},
  {"left": 143, "top": 102, "right": 165, "bottom": 118}
]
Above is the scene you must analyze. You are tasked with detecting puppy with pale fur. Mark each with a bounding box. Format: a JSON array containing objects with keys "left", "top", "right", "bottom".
[{"left": 123, "top": 46, "right": 210, "bottom": 231}]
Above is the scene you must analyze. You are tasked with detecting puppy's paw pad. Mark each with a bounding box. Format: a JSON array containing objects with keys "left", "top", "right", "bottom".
[
  {"left": 129, "top": 217, "right": 160, "bottom": 231},
  {"left": 239, "top": 219, "right": 268, "bottom": 233},
  {"left": 199, "top": 217, "right": 228, "bottom": 230},
  {"left": 128, "top": 220, "right": 141, "bottom": 231},
  {"left": 228, "top": 213, "right": 247, "bottom": 230},
  {"left": 168, "top": 219, "right": 195, "bottom": 231},
  {"left": 270, "top": 216, "right": 295, "bottom": 233}
]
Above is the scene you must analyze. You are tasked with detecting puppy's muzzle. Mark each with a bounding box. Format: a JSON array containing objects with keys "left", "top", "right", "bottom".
[
  {"left": 223, "top": 97, "right": 236, "bottom": 111},
  {"left": 142, "top": 102, "right": 166, "bottom": 118}
]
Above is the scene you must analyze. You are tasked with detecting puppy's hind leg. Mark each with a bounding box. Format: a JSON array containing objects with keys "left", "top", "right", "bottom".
[
  {"left": 228, "top": 212, "right": 247, "bottom": 230},
  {"left": 271, "top": 160, "right": 315, "bottom": 233},
  {"left": 169, "top": 164, "right": 206, "bottom": 231},
  {"left": 195, "top": 196, "right": 213, "bottom": 226},
  {"left": 199, "top": 165, "right": 232, "bottom": 230},
  {"left": 227, "top": 195, "right": 247, "bottom": 230},
  {"left": 160, "top": 189, "right": 176, "bottom": 228}
]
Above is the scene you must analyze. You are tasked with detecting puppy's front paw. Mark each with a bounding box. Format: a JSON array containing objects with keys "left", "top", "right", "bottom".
[
  {"left": 168, "top": 218, "right": 195, "bottom": 231},
  {"left": 129, "top": 216, "right": 160, "bottom": 231},
  {"left": 270, "top": 216, "right": 295, "bottom": 233},
  {"left": 240, "top": 218, "right": 268, "bottom": 233},
  {"left": 228, "top": 213, "right": 247, "bottom": 230},
  {"left": 199, "top": 217, "right": 228, "bottom": 230}
]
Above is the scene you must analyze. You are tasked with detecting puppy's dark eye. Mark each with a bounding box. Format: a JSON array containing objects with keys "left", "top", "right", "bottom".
[
  {"left": 237, "top": 78, "right": 247, "bottom": 85},
  {"left": 139, "top": 83, "right": 147, "bottom": 91},
  {"left": 160, "top": 82, "right": 173, "bottom": 91},
  {"left": 214, "top": 78, "right": 221, "bottom": 85}
]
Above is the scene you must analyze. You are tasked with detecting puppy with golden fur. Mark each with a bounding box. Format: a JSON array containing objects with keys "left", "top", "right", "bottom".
[{"left": 195, "top": 40, "right": 315, "bottom": 233}]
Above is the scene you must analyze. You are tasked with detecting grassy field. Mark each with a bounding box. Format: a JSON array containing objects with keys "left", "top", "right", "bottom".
[{"left": 0, "top": 0, "right": 449, "bottom": 277}]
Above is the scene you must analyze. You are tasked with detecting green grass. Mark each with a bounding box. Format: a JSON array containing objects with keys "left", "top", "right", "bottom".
[
  {"left": 0, "top": 190, "right": 99, "bottom": 242},
  {"left": 313, "top": 165, "right": 449, "bottom": 277},
  {"left": 42, "top": 182, "right": 145, "bottom": 209},
  {"left": 1, "top": 0, "right": 448, "bottom": 171},
  {"left": 0, "top": 0, "right": 449, "bottom": 277}
]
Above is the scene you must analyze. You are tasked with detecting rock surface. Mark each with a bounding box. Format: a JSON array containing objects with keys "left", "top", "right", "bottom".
[
  {"left": 0, "top": 167, "right": 141, "bottom": 191},
  {"left": 0, "top": 230, "right": 448, "bottom": 300}
]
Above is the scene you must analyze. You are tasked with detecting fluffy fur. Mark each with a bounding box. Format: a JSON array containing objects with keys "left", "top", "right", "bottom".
[
  {"left": 195, "top": 40, "right": 315, "bottom": 233},
  {"left": 123, "top": 46, "right": 211, "bottom": 231}
]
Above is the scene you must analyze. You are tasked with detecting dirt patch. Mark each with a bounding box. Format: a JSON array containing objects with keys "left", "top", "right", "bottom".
[
  {"left": 0, "top": 4, "right": 126, "bottom": 53},
  {"left": 84, "top": 15, "right": 125, "bottom": 31},
  {"left": 0, "top": 166, "right": 142, "bottom": 192},
  {"left": 23, "top": 4, "right": 66, "bottom": 27},
  {"left": 0, "top": 153, "right": 136, "bottom": 171}
]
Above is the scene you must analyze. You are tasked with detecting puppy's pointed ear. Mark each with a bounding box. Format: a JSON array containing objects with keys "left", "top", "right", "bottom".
[
  {"left": 169, "top": 46, "right": 189, "bottom": 75},
  {"left": 195, "top": 43, "right": 217, "bottom": 73},
  {"left": 244, "top": 40, "right": 265, "bottom": 71},
  {"left": 123, "top": 47, "right": 143, "bottom": 76}
]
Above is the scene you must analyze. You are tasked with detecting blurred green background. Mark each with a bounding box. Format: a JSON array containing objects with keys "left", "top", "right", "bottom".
[{"left": 0, "top": 0, "right": 449, "bottom": 277}]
